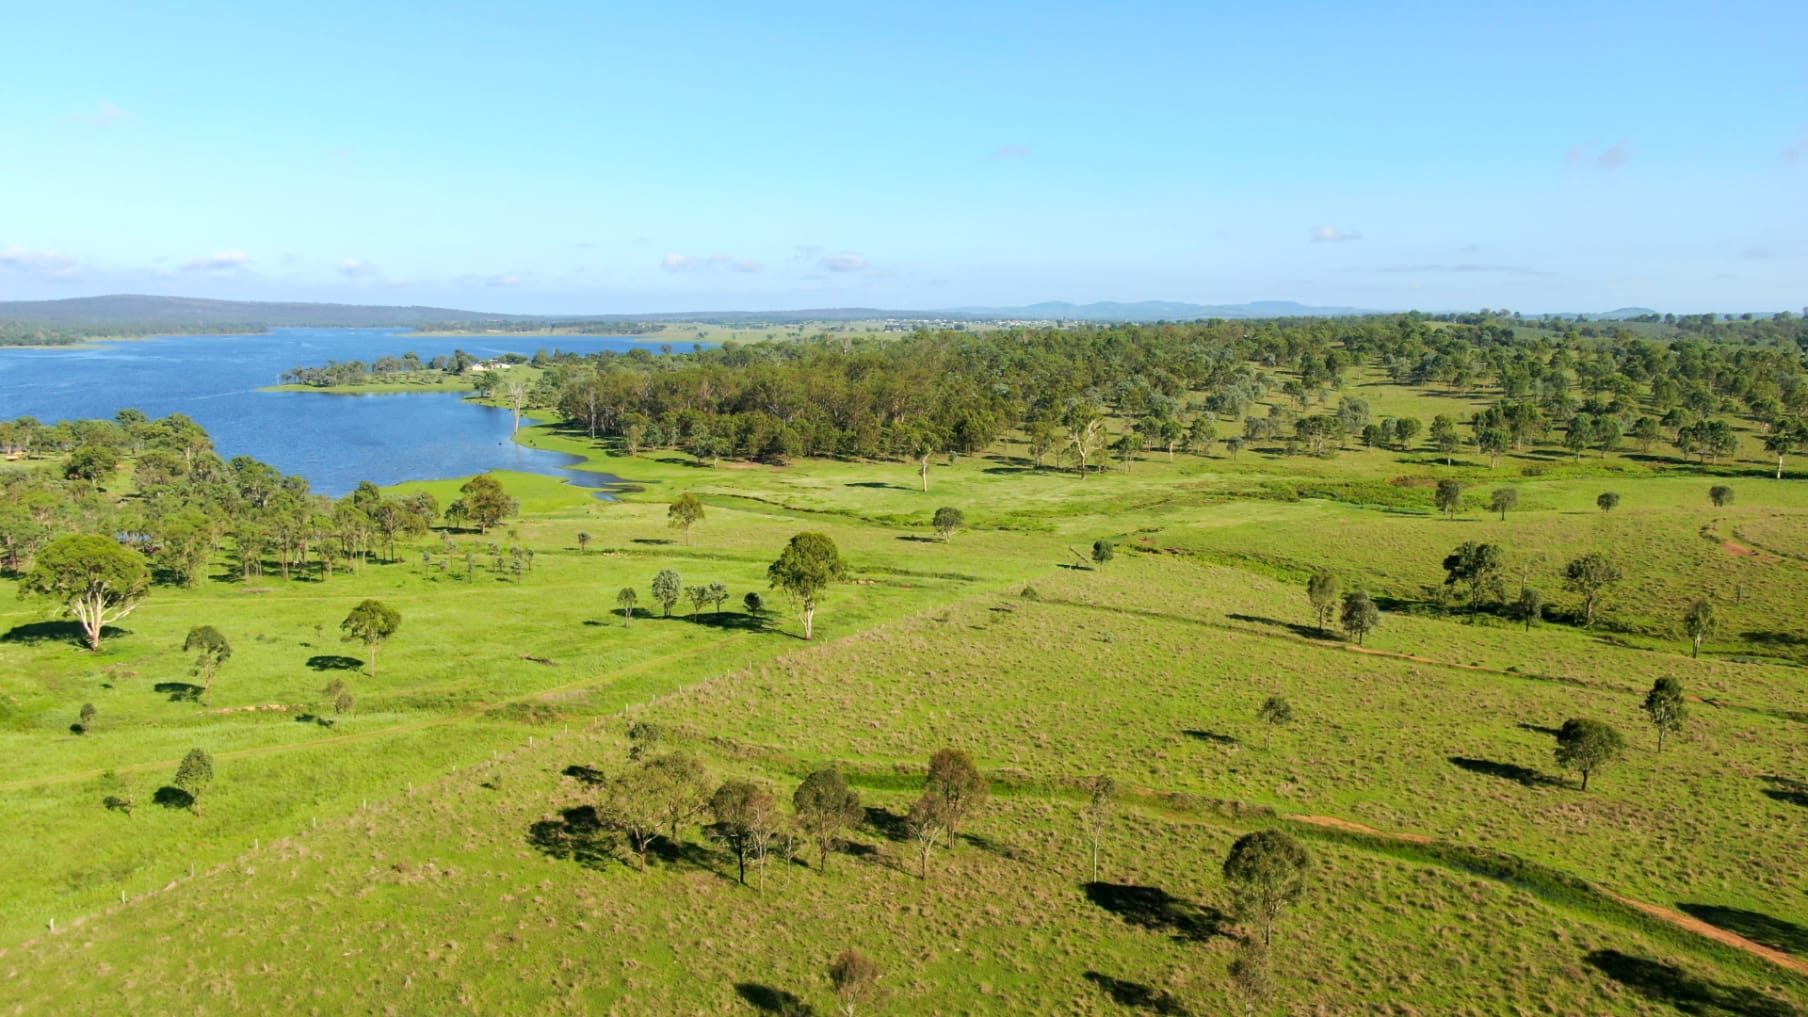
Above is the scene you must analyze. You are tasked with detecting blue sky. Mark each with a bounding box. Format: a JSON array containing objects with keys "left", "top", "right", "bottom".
[{"left": 3, "top": 1, "right": 1803, "bottom": 314}]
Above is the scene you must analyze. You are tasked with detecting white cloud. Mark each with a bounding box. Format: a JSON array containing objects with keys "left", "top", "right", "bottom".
[
  {"left": 181, "top": 249, "right": 252, "bottom": 273},
  {"left": 1596, "top": 141, "right": 1632, "bottom": 170},
  {"left": 63, "top": 100, "right": 132, "bottom": 128},
  {"left": 663, "top": 252, "right": 764, "bottom": 273},
  {"left": 0, "top": 246, "right": 83, "bottom": 280},
  {"left": 338, "top": 258, "right": 381, "bottom": 279},
  {"left": 819, "top": 251, "right": 869, "bottom": 272},
  {"left": 1310, "top": 226, "right": 1361, "bottom": 244}
]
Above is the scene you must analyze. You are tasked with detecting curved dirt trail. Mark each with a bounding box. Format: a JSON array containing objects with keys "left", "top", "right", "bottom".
[{"left": 1287, "top": 814, "right": 1808, "bottom": 977}]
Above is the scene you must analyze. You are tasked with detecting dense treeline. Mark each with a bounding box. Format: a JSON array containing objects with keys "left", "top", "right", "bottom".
[
  {"left": 521, "top": 313, "right": 1808, "bottom": 472},
  {"left": 0, "top": 411, "right": 512, "bottom": 587},
  {"left": 0, "top": 321, "right": 255, "bottom": 347},
  {"left": 411, "top": 319, "right": 663, "bottom": 335}
]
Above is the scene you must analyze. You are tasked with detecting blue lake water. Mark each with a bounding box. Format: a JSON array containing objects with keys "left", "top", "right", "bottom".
[{"left": 0, "top": 327, "right": 663, "bottom": 496}]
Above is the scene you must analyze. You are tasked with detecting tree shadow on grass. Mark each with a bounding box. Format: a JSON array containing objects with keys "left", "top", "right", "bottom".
[
  {"left": 846, "top": 481, "right": 910, "bottom": 490},
  {"left": 1082, "top": 971, "right": 1191, "bottom": 1015},
  {"left": 896, "top": 534, "right": 940, "bottom": 543},
  {"left": 1743, "top": 631, "right": 1808, "bottom": 651},
  {"left": 1584, "top": 949, "right": 1801, "bottom": 1017},
  {"left": 525, "top": 806, "right": 615, "bottom": 870},
  {"left": 1516, "top": 722, "right": 1561, "bottom": 737},
  {"left": 630, "top": 537, "right": 675, "bottom": 545},
  {"left": 305, "top": 654, "right": 363, "bottom": 672},
  {"left": 863, "top": 806, "right": 910, "bottom": 842},
  {"left": 1449, "top": 756, "right": 1561, "bottom": 788},
  {"left": 1, "top": 620, "right": 120, "bottom": 647},
  {"left": 152, "top": 682, "right": 204, "bottom": 703},
  {"left": 1082, "top": 882, "right": 1229, "bottom": 943},
  {"left": 561, "top": 763, "right": 607, "bottom": 786},
  {"left": 733, "top": 982, "right": 816, "bottom": 1016},
  {"left": 1224, "top": 613, "right": 1325, "bottom": 640},
  {"left": 1677, "top": 903, "right": 1808, "bottom": 956},
  {"left": 152, "top": 786, "right": 194, "bottom": 810},
  {"left": 1182, "top": 729, "right": 1238, "bottom": 745},
  {"left": 1761, "top": 775, "right": 1808, "bottom": 809}
]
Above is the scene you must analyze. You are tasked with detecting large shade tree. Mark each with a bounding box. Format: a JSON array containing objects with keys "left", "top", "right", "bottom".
[
  {"left": 767, "top": 532, "right": 846, "bottom": 640},
  {"left": 21, "top": 534, "right": 150, "bottom": 651}
]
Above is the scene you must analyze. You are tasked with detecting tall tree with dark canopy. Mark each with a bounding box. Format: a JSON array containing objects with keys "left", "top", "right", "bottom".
[
  {"left": 340, "top": 599, "right": 401, "bottom": 677},
  {"left": 1442, "top": 541, "right": 1506, "bottom": 616},
  {"left": 1562, "top": 553, "right": 1623, "bottom": 629},
  {"left": 932, "top": 506, "right": 964, "bottom": 542},
  {"left": 1222, "top": 829, "right": 1310, "bottom": 946},
  {"left": 21, "top": 534, "right": 150, "bottom": 651},
  {"left": 182, "top": 625, "right": 231, "bottom": 705},
  {"left": 1340, "top": 590, "right": 1380, "bottom": 645},
  {"left": 1306, "top": 569, "right": 1340, "bottom": 635},
  {"left": 1683, "top": 599, "right": 1716, "bottom": 658},
  {"left": 710, "top": 779, "right": 776, "bottom": 888},
  {"left": 1555, "top": 718, "right": 1625, "bottom": 790},
  {"left": 173, "top": 748, "right": 214, "bottom": 815},
  {"left": 1434, "top": 479, "right": 1464, "bottom": 519},
  {"left": 450, "top": 474, "right": 513, "bottom": 533},
  {"left": 651, "top": 569, "right": 682, "bottom": 618},
  {"left": 926, "top": 747, "right": 989, "bottom": 848},
  {"left": 1515, "top": 586, "right": 1544, "bottom": 631},
  {"left": 793, "top": 768, "right": 862, "bottom": 872},
  {"left": 1709, "top": 484, "right": 1735, "bottom": 507},
  {"left": 767, "top": 532, "right": 846, "bottom": 640},
  {"left": 1596, "top": 491, "right": 1620, "bottom": 513},
  {"left": 1489, "top": 487, "right": 1518, "bottom": 521},
  {"left": 1642, "top": 678, "right": 1687, "bottom": 752},
  {"left": 1256, "top": 695, "right": 1293, "bottom": 748},
  {"left": 616, "top": 587, "right": 637, "bottom": 626}
]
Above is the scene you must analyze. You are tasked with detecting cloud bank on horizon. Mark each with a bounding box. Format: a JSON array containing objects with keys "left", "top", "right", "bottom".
[{"left": 1, "top": 1, "right": 1803, "bottom": 315}]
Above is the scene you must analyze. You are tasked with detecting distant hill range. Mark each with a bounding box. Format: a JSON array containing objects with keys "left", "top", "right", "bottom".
[
  {"left": 0, "top": 293, "right": 1711, "bottom": 329},
  {"left": 0, "top": 294, "right": 522, "bottom": 328}
]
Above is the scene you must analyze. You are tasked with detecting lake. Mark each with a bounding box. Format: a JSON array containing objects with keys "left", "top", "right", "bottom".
[{"left": 0, "top": 328, "right": 666, "bottom": 496}]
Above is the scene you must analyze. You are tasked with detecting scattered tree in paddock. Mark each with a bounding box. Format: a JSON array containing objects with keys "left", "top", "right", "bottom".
[
  {"left": 1340, "top": 591, "right": 1380, "bottom": 646},
  {"left": 1489, "top": 487, "right": 1518, "bottom": 521},
  {"left": 645, "top": 751, "right": 712, "bottom": 843},
  {"left": 76, "top": 702, "right": 96, "bottom": 734},
  {"left": 1080, "top": 774, "right": 1118, "bottom": 882},
  {"left": 1223, "top": 829, "right": 1310, "bottom": 946},
  {"left": 651, "top": 569, "right": 683, "bottom": 618},
  {"left": 1555, "top": 718, "right": 1625, "bottom": 791},
  {"left": 626, "top": 721, "right": 663, "bottom": 760},
  {"left": 1430, "top": 415, "right": 1461, "bottom": 465},
  {"left": 1596, "top": 492, "right": 1620, "bottom": 513},
  {"left": 667, "top": 493, "right": 705, "bottom": 544},
  {"left": 1306, "top": 569, "right": 1340, "bottom": 635},
  {"left": 1515, "top": 587, "right": 1545, "bottom": 631},
  {"left": 1256, "top": 695, "right": 1294, "bottom": 749},
  {"left": 793, "top": 768, "right": 862, "bottom": 872},
  {"left": 1442, "top": 541, "right": 1506, "bottom": 616},
  {"left": 1642, "top": 678, "right": 1688, "bottom": 752},
  {"left": 828, "top": 948, "right": 881, "bottom": 1016},
  {"left": 906, "top": 791, "right": 950, "bottom": 880},
  {"left": 616, "top": 587, "right": 638, "bottom": 626},
  {"left": 602, "top": 765, "right": 664, "bottom": 870},
  {"left": 173, "top": 748, "right": 215, "bottom": 815},
  {"left": 1709, "top": 484, "right": 1735, "bottom": 507},
  {"left": 707, "top": 581, "right": 729, "bottom": 615},
  {"left": 767, "top": 532, "right": 847, "bottom": 640},
  {"left": 685, "top": 584, "right": 710, "bottom": 620},
  {"left": 21, "top": 534, "right": 151, "bottom": 651},
  {"left": 926, "top": 748, "right": 990, "bottom": 848},
  {"left": 1091, "top": 539, "right": 1115, "bottom": 568},
  {"left": 742, "top": 591, "right": 764, "bottom": 616},
  {"left": 182, "top": 625, "right": 231, "bottom": 706},
  {"left": 1683, "top": 600, "right": 1716, "bottom": 659},
  {"left": 576, "top": 530, "right": 592, "bottom": 554},
  {"left": 709, "top": 780, "right": 777, "bottom": 888},
  {"left": 449, "top": 474, "right": 513, "bottom": 533},
  {"left": 932, "top": 506, "right": 965, "bottom": 542},
  {"left": 1435, "top": 479, "right": 1464, "bottom": 519},
  {"left": 340, "top": 599, "right": 401, "bottom": 677},
  {"left": 1561, "top": 553, "right": 1623, "bottom": 629},
  {"left": 1762, "top": 419, "right": 1807, "bottom": 479}
]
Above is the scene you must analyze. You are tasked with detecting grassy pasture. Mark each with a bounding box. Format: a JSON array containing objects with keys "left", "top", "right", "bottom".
[{"left": 4, "top": 366, "right": 1808, "bottom": 1012}]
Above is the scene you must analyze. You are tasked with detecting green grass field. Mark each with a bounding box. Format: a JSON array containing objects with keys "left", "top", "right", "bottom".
[{"left": 4, "top": 373, "right": 1808, "bottom": 1014}]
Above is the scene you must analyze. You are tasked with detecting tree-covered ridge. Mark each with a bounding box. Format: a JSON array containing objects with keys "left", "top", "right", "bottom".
[
  {"left": 0, "top": 320, "right": 254, "bottom": 347},
  {"left": 515, "top": 312, "right": 1808, "bottom": 469}
]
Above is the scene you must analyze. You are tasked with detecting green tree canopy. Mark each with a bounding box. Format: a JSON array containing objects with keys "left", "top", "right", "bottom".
[
  {"left": 767, "top": 532, "right": 846, "bottom": 640},
  {"left": 340, "top": 599, "right": 401, "bottom": 676},
  {"left": 1223, "top": 829, "right": 1310, "bottom": 945},
  {"left": 21, "top": 534, "right": 150, "bottom": 651},
  {"left": 1554, "top": 718, "right": 1625, "bottom": 791}
]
